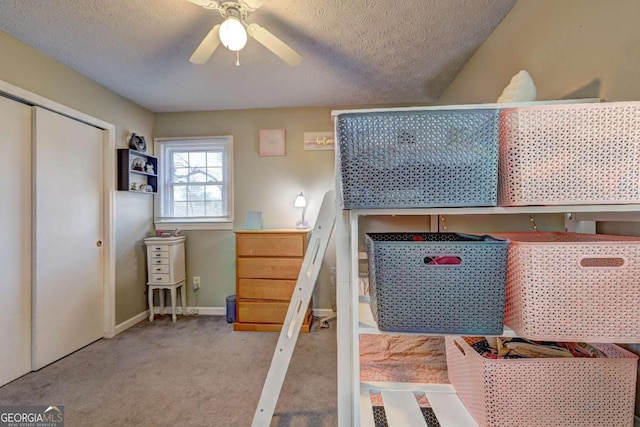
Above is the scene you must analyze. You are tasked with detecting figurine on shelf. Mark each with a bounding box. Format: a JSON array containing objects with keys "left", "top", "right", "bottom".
[
  {"left": 145, "top": 163, "right": 155, "bottom": 174},
  {"left": 131, "top": 182, "right": 138, "bottom": 191},
  {"left": 131, "top": 157, "right": 145, "bottom": 171}
]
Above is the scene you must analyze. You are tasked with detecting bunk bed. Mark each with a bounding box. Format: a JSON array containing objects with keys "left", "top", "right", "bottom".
[{"left": 332, "top": 101, "right": 640, "bottom": 426}]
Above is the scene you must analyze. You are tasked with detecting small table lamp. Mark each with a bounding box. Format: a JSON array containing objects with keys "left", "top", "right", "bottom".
[{"left": 294, "top": 192, "right": 309, "bottom": 228}]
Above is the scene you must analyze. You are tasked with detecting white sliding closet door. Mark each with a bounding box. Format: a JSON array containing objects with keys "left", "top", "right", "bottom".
[
  {"left": 0, "top": 96, "right": 32, "bottom": 386},
  {"left": 32, "top": 107, "right": 104, "bottom": 370}
]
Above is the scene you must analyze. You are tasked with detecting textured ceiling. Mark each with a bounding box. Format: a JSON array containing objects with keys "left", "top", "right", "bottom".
[{"left": 0, "top": 0, "right": 515, "bottom": 112}]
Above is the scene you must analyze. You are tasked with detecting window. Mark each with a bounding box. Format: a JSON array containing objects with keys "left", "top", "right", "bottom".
[{"left": 154, "top": 136, "right": 233, "bottom": 230}]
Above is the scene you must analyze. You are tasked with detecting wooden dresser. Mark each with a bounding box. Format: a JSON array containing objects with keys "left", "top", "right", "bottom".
[{"left": 234, "top": 229, "right": 312, "bottom": 332}]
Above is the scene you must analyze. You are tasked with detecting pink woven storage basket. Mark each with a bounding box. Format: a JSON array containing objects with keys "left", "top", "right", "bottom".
[
  {"left": 491, "top": 231, "right": 640, "bottom": 342},
  {"left": 498, "top": 101, "right": 640, "bottom": 206},
  {"left": 445, "top": 336, "right": 638, "bottom": 427}
]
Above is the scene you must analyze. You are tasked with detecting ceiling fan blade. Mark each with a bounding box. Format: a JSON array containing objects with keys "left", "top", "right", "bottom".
[
  {"left": 239, "top": 0, "right": 269, "bottom": 12},
  {"left": 247, "top": 23, "right": 303, "bottom": 66},
  {"left": 185, "top": 0, "right": 221, "bottom": 10},
  {"left": 189, "top": 24, "right": 221, "bottom": 64}
]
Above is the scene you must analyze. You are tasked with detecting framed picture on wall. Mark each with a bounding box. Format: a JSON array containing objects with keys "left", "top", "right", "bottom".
[{"left": 259, "top": 129, "right": 286, "bottom": 157}]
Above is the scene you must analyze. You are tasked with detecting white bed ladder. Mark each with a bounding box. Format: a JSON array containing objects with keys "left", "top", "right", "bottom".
[{"left": 251, "top": 190, "right": 336, "bottom": 427}]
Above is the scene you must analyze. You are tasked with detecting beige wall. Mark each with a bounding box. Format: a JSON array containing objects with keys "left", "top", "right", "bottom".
[
  {"left": 153, "top": 108, "right": 335, "bottom": 310},
  {"left": 440, "top": 0, "right": 640, "bottom": 415},
  {"left": 440, "top": 0, "right": 640, "bottom": 104},
  {"left": 0, "top": 31, "right": 155, "bottom": 324}
]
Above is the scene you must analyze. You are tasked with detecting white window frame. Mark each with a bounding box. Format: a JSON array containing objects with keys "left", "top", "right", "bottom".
[{"left": 154, "top": 136, "right": 234, "bottom": 231}]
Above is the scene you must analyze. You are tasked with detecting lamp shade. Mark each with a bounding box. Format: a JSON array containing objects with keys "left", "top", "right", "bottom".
[
  {"left": 219, "top": 16, "right": 247, "bottom": 51},
  {"left": 294, "top": 192, "right": 307, "bottom": 208}
]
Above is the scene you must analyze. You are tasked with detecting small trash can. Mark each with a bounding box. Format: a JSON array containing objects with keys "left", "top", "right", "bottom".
[{"left": 226, "top": 295, "right": 236, "bottom": 323}]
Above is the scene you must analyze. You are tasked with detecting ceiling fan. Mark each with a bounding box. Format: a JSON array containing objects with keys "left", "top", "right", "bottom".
[{"left": 187, "top": 0, "right": 303, "bottom": 66}]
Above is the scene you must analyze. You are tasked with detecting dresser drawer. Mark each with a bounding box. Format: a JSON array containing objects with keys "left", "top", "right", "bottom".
[
  {"left": 237, "top": 258, "right": 303, "bottom": 280},
  {"left": 149, "top": 251, "right": 168, "bottom": 259},
  {"left": 237, "top": 233, "right": 306, "bottom": 257},
  {"left": 237, "top": 301, "right": 289, "bottom": 324},
  {"left": 150, "top": 258, "right": 169, "bottom": 265},
  {"left": 148, "top": 245, "right": 169, "bottom": 252},
  {"left": 150, "top": 273, "right": 170, "bottom": 283},
  {"left": 150, "top": 265, "right": 169, "bottom": 274},
  {"left": 238, "top": 279, "right": 296, "bottom": 301}
]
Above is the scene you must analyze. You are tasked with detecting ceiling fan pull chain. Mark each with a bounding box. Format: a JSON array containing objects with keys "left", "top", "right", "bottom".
[{"left": 236, "top": 51, "right": 240, "bottom": 66}]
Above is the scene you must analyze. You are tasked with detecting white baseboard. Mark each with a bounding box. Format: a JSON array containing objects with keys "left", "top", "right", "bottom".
[
  {"left": 153, "top": 306, "right": 225, "bottom": 316},
  {"left": 190, "top": 306, "right": 225, "bottom": 316},
  {"left": 313, "top": 308, "right": 335, "bottom": 317},
  {"left": 114, "top": 310, "right": 149, "bottom": 335},
  {"left": 147, "top": 306, "right": 335, "bottom": 318}
]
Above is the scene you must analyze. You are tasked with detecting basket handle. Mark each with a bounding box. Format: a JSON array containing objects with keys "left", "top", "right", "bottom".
[
  {"left": 453, "top": 339, "right": 466, "bottom": 356},
  {"left": 423, "top": 255, "right": 462, "bottom": 266},
  {"left": 578, "top": 256, "right": 626, "bottom": 269}
]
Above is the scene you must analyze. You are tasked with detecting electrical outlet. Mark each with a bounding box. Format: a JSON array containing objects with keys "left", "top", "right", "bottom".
[{"left": 192, "top": 276, "right": 200, "bottom": 290}]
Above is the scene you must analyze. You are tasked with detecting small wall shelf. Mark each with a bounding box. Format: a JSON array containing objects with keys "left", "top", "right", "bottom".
[{"left": 117, "top": 148, "right": 158, "bottom": 194}]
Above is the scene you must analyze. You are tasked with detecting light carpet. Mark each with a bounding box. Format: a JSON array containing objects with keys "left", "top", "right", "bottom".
[{"left": 0, "top": 315, "right": 337, "bottom": 427}]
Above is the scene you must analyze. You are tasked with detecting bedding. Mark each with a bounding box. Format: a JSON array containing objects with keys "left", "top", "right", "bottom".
[
  {"left": 360, "top": 334, "right": 449, "bottom": 384},
  {"left": 465, "top": 336, "right": 608, "bottom": 359}
]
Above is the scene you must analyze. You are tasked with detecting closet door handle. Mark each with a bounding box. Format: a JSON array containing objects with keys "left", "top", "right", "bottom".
[{"left": 96, "top": 240, "right": 103, "bottom": 247}]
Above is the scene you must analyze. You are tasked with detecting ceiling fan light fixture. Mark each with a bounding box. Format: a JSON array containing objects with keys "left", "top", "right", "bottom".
[
  {"left": 219, "top": 16, "right": 247, "bottom": 51},
  {"left": 189, "top": 0, "right": 303, "bottom": 65}
]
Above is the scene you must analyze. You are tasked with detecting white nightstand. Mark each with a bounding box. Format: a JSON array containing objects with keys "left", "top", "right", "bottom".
[{"left": 144, "top": 235, "right": 186, "bottom": 322}]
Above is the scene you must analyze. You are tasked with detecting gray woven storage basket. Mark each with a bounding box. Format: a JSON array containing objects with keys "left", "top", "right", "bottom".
[
  {"left": 336, "top": 109, "right": 500, "bottom": 209},
  {"left": 366, "top": 232, "right": 509, "bottom": 334}
]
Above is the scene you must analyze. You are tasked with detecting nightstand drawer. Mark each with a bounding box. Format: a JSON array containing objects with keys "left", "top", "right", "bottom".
[
  {"left": 237, "top": 233, "right": 305, "bottom": 257},
  {"left": 150, "top": 258, "right": 169, "bottom": 265},
  {"left": 149, "top": 246, "right": 169, "bottom": 252},
  {"left": 150, "top": 265, "right": 169, "bottom": 274},
  {"left": 237, "top": 301, "right": 289, "bottom": 324},
  {"left": 150, "top": 273, "right": 170, "bottom": 283},
  {"left": 238, "top": 279, "right": 296, "bottom": 300},
  {"left": 237, "top": 258, "right": 303, "bottom": 280}
]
